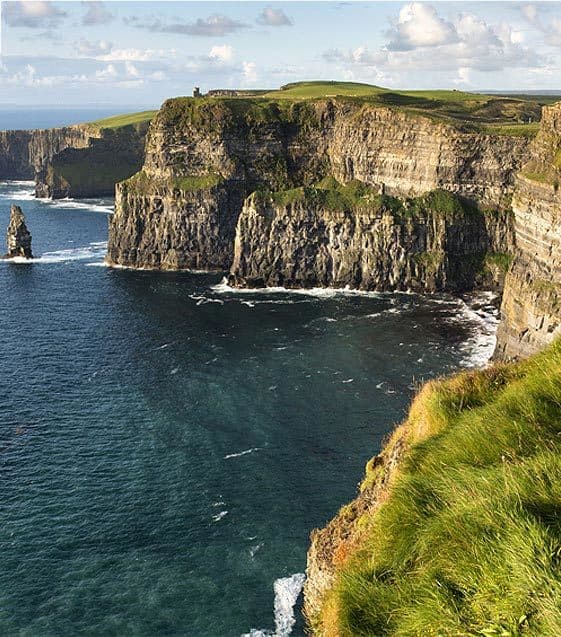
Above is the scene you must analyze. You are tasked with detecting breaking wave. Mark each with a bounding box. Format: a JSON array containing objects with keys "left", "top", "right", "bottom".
[{"left": 242, "top": 573, "right": 306, "bottom": 637}]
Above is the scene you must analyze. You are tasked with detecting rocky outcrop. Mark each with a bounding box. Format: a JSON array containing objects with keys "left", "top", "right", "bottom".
[
  {"left": 107, "top": 97, "right": 529, "bottom": 272},
  {"left": 495, "top": 103, "right": 561, "bottom": 359},
  {"left": 3, "top": 205, "right": 32, "bottom": 259},
  {"left": 35, "top": 122, "right": 149, "bottom": 199},
  {"left": 0, "top": 127, "right": 93, "bottom": 181},
  {"left": 0, "top": 122, "right": 149, "bottom": 199},
  {"left": 228, "top": 188, "right": 513, "bottom": 292}
]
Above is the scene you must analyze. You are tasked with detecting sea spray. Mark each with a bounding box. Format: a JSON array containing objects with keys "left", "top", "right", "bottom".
[{"left": 242, "top": 573, "right": 306, "bottom": 637}]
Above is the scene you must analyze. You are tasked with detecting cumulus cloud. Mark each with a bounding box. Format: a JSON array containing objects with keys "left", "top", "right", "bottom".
[
  {"left": 257, "top": 8, "right": 292, "bottom": 27},
  {"left": 3, "top": 1, "right": 66, "bottom": 28},
  {"left": 387, "top": 3, "right": 458, "bottom": 51},
  {"left": 209, "top": 45, "right": 234, "bottom": 63},
  {"left": 75, "top": 38, "right": 113, "bottom": 57},
  {"left": 82, "top": 1, "right": 113, "bottom": 26},
  {"left": 326, "top": 3, "right": 544, "bottom": 78},
  {"left": 129, "top": 14, "right": 249, "bottom": 37}
]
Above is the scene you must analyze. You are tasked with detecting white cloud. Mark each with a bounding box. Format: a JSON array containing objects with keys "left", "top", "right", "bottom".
[
  {"left": 387, "top": 3, "right": 458, "bottom": 51},
  {"left": 124, "top": 61, "right": 139, "bottom": 78},
  {"left": 3, "top": 1, "right": 66, "bottom": 28},
  {"left": 242, "top": 61, "right": 258, "bottom": 84},
  {"left": 209, "top": 45, "right": 234, "bottom": 63},
  {"left": 326, "top": 4, "right": 544, "bottom": 78},
  {"left": 257, "top": 8, "right": 292, "bottom": 27},
  {"left": 75, "top": 39, "right": 112, "bottom": 57},
  {"left": 82, "top": 1, "right": 113, "bottom": 26},
  {"left": 96, "top": 48, "right": 173, "bottom": 62},
  {"left": 95, "top": 64, "right": 118, "bottom": 80}
]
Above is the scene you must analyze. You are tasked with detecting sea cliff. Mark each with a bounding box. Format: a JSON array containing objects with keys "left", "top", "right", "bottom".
[
  {"left": 495, "top": 102, "right": 561, "bottom": 359},
  {"left": 107, "top": 96, "right": 528, "bottom": 282},
  {"left": 0, "top": 115, "right": 152, "bottom": 199}
]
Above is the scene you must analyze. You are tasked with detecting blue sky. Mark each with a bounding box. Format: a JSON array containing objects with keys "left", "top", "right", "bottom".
[{"left": 1, "top": 1, "right": 560, "bottom": 107}]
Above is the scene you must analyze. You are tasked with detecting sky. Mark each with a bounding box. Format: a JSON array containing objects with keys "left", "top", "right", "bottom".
[{"left": 0, "top": 0, "right": 560, "bottom": 107}]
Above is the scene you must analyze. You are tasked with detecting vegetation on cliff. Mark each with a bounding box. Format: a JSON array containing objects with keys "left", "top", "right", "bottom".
[{"left": 313, "top": 338, "right": 561, "bottom": 636}]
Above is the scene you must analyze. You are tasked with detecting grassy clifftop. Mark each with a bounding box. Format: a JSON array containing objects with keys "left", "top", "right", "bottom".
[
  {"left": 88, "top": 110, "right": 157, "bottom": 130},
  {"left": 314, "top": 337, "right": 561, "bottom": 636}
]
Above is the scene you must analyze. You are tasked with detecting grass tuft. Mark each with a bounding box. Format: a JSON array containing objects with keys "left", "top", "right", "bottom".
[{"left": 321, "top": 339, "right": 561, "bottom": 637}]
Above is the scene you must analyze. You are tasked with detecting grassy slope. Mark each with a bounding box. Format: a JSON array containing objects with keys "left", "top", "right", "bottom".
[
  {"left": 321, "top": 338, "right": 561, "bottom": 636},
  {"left": 88, "top": 110, "right": 157, "bottom": 129},
  {"left": 261, "top": 81, "right": 546, "bottom": 136}
]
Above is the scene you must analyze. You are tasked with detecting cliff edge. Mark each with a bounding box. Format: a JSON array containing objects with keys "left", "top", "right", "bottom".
[{"left": 305, "top": 341, "right": 561, "bottom": 636}]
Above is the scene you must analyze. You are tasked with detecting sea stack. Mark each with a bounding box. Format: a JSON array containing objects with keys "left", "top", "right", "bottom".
[{"left": 4, "top": 204, "right": 33, "bottom": 259}]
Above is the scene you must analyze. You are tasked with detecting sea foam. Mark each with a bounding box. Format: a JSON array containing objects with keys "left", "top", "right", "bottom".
[{"left": 242, "top": 573, "right": 306, "bottom": 637}]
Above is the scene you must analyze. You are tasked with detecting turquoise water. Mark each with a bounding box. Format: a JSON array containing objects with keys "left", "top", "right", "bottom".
[{"left": 0, "top": 181, "right": 497, "bottom": 636}]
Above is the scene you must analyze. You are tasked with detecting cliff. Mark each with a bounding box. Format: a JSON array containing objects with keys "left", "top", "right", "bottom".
[
  {"left": 229, "top": 184, "right": 513, "bottom": 292},
  {"left": 495, "top": 103, "right": 561, "bottom": 359},
  {"left": 0, "top": 127, "right": 92, "bottom": 180},
  {"left": 0, "top": 114, "right": 152, "bottom": 199},
  {"left": 305, "top": 340, "right": 561, "bottom": 636},
  {"left": 107, "top": 96, "right": 529, "bottom": 273},
  {"left": 35, "top": 122, "right": 150, "bottom": 199}
]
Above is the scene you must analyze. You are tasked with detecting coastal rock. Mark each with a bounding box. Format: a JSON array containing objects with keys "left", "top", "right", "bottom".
[
  {"left": 4, "top": 204, "right": 32, "bottom": 259},
  {"left": 495, "top": 102, "right": 561, "bottom": 359},
  {"left": 0, "top": 122, "right": 149, "bottom": 199},
  {"left": 107, "top": 98, "right": 529, "bottom": 274},
  {"left": 228, "top": 189, "right": 513, "bottom": 292}
]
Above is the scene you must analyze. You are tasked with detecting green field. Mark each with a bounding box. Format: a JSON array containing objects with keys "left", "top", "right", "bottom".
[
  {"left": 318, "top": 337, "right": 561, "bottom": 636},
  {"left": 89, "top": 110, "right": 157, "bottom": 129}
]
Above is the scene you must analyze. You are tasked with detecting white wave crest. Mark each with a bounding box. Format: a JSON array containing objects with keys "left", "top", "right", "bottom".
[
  {"left": 454, "top": 291, "right": 500, "bottom": 368},
  {"left": 224, "top": 447, "right": 261, "bottom": 460},
  {"left": 34, "top": 242, "right": 107, "bottom": 264},
  {"left": 242, "top": 573, "right": 306, "bottom": 637},
  {"left": 212, "top": 277, "right": 385, "bottom": 299}
]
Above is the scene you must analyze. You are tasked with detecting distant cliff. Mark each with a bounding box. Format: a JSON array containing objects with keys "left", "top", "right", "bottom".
[
  {"left": 107, "top": 97, "right": 529, "bottom": 279},
  {"left": 495, "top": 102, "right": 561, "bottom": 359},
  {"left": 0, "top": 116, "right": 151, "bottom": 199},
  {"left": 0, "top": 127, "right": 92, "bottom": 181}
]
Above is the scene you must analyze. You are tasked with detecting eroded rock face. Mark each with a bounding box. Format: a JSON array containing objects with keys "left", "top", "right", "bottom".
[
  {"left": 495, "top": 103, "right": 561, "bottom": 360},
  {"left": 107, "top": 98, "right": 529, "bottom": 273},
  {"left": 4, "top": 204, "right": 32, "bottom": 259},
  {"left": 0, "top": 123, "right": 149, "bottom": 199},
  {"left": 228, "top": 192, "right": 514, "bottom": 292},
  {"left": 0, "top": 127, "right": 93, "bottom": 181}
]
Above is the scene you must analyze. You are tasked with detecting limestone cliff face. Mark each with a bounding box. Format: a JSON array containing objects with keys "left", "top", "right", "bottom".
[
  {"left": 0, "top": 123, "right": 148, "bottom": 199},
  {"left": 107, "top": 97, "right": 528, "bottom": 272},
  {"left": 495, "top": 103, "right": 561, "bottom": 359},
  {"left": 0, "top": 127, "right": 93, "bottom": 180},
  {"left": 228, "top": 190, "right": 513, "bottom": 292},
  {"left": 35, "top": 123, "right": 149, "bottom": 199}
]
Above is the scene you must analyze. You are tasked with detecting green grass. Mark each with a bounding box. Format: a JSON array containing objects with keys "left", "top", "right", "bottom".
[
  {"left": 321, "top": 338, "right": 561, "bottom": 637},
  {"left": 264, "top": 81, "right": 385, "bottom": 99},
  {"left": 89, "top": 110, "right": 157, "bottom": 129},
  {"left": 171, "top": 173, "right": 223, "bottom": 191},
  {"left": 483, "top": 122, "right": 541, "bottom": 138},
  {"left": 485, "top": 252, "right": 514, "bottom": 274}
]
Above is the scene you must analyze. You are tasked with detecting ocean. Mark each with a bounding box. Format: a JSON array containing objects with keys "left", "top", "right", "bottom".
[{"left": 0, "top": 180, "right": 498, "bottom": 636}]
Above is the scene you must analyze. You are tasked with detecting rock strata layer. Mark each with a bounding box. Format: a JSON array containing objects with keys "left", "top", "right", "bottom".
[
  {"left": 107, "top": 97, "right": 529, "bottom": 273},
  {"left": 4, "top": 204, "right": 32, "bottom": 259},
  {"left": 495, "top": 102, "right": 561, "bottom": 359},
  {"left": 228, "top": 189, "right": 513, "bottom": 292},
  {"left": 0, "top": 122, "right": 149, "bottom": 199}
]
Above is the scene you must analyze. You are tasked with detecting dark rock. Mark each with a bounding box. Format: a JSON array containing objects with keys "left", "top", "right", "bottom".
[{"left": 3, "top": 205, "right": 33, "bottom": 259}]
